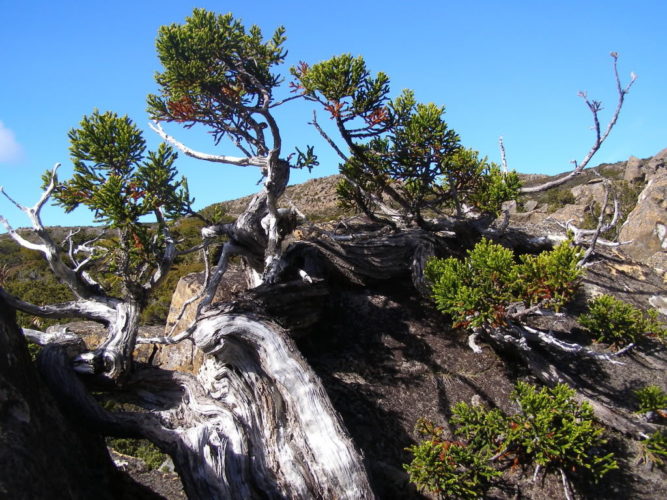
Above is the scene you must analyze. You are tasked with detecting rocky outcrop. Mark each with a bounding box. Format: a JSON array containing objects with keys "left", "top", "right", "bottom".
[
  {"left": 623, "top": 149, "right": 667, "bottom": 184},
  {"left": 645, "top": 147, "right": 667, "bottom": 178},
  {"left": 624, "top": 155, "right": 644, "bottom": 182},
  {"left": 570, "top": 178, "right": 607, "bottom": 206},
  {"left": 619, "top": 170, "right": 667, "bottom": 274},
  {"left": 154, "top": 263, "right": 247, "bottom": 372},
  {"left": 58, "top": 321, "right": 163, "bottom": 365},
  {"left": 0, "top": 298, "right": 157, "bottom": 499}
]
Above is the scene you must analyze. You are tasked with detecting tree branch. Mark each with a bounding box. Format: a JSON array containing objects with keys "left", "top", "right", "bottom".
[
  {"left": 22, "top": 326, "right": 84, "bottom": 347},
  {"left": 149, "top": 121, "right": 265, "bottom": 167},
  {"left": 518, "top": 324, "right": 632, "bottom": 364},
  {"left": 521, "top": 54, "right": 637, "bottom": 194},
  {"left": 0, "top": 287, "right": 116, "bottom": 323},
  {"left": 1, "top": 166, "right": 109, "bottom": 300}
]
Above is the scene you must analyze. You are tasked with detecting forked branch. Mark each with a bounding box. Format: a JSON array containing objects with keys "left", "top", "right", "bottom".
[
  {"left": 521, "top": 53, "right": 637, "bottom": 194},
  {"left": 1, "top": 165, "right": 108, "bottom": 301}
]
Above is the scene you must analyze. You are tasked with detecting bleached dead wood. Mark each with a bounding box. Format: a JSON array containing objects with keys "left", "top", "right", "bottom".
[
  {"left": 520, "top": 53, "right": 636, "bottom": 194},
  {"left": 37, "top": 308, "right": 374, "bottom": 499}
]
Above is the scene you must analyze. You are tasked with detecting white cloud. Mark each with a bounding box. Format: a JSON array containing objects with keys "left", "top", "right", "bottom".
[{"left": 0, "top": 121, "right": 25, "bottom": 163}]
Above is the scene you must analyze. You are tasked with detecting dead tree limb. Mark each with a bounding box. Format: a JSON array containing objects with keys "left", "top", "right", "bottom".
[{"left": 521, "top": 53, "right": 636, "bottom": 194}]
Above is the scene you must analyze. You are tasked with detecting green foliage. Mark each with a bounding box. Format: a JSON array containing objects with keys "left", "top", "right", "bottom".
[
  {"left": 404, "top": 419, "right": 500, "bottom": 499},
  {"left": 149, "top": 8, "right": 286, "bottom": 111},
  {"left": 1, "top": 239, "right": 75, "bottom": 328},
  {"left": 46, "top": 110, "right": 192, "bottom": 300},
  {"left": 107, "top": 437, "right": 167, "bottom": 470},
  {"left": 426, "top": 238, "right": 517, "bottom": 328},
  {"left": 295, "top": 54, "right": 390, "bottom": 120},
  {"left": 449, "top": 402, "right": 506, "bottom": 452},
  {"left": 6, "top": 277, "right": 74, "bottom": 329},
  {"left": 294, "top": 56, "right": 520, "bottom": 224},
  {"left": 149, "top": 9, "right": 298, "bottom": 160},
  {"left": 55, "top": 111, "right": 191, "bottom": 225},
  {"left": 468, "top": 164, "right": 521, "bottom": 216},
  {"left": 100, "top": 398, "right": 168, "bottom": 469},
  {"left": 425, "top": 238, "right": 582, "bottom": 329},
  {"left": 579, "top": 295, "right": 667, "bottom": 348},
  {"left": 405, "top": 383, "right": 617, "bottom": 498},
  {"left": 544, "top": 187, "right": 576, "bottom": 212},
  {"left": 514, "top": 238, "right": 584, "bottom": 310},
  {"left": 502, "top": 382, "right": 617, "bottom": 479},
  {"left": 641, "top": 431, "right": 667, "bottom": 467},
  {"left": 634, "top": 385, "right": 667, "bottom": 413}
]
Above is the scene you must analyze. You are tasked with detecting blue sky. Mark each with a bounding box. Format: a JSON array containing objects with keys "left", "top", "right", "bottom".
[{"left": 1, "top": 1, "right": 665, "bottom": 228}]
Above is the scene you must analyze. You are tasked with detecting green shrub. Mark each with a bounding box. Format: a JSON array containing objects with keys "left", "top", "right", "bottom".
[
  {"left": 5, "top": 276, "right": 74, "bottom": 329},
  {"left": 448, "top": 402, "right": 506, "bottom": 452},
  {"left": 515, "top": 239, "right": 583, "bottom": 311},
  {"left": 454, "top": 383, "right": 616, "bottom": 480},
  {"left": 425, "top": 238, "right": 582, "bottom": 329},
  {"left": 503, "top": 382, "right": 617, "bottom": 480},
  {"left": 404, "top": 419, "right": 500, "bottom": 499},
  {"left": 579, "top": 295, "right": 666, "bottom": 348},
  {"left": 634, "top": 385, "right": 667, "bottom": 413},
  {"left": 466, "top": 164, "right": 522, "bottom": 217},
  {"left": 405, "top": 383, "right": 616, "bottom": 498},
  {"left": 545, "top": 188, "right": 576, "bottom": 212},
  {"left": 426, "top": 238, "right": 517, "bottom": 328},
  {"left": 641, "top": 431, "right": 667, "bottom": 467},
  {"left": 107, "top": 437, "right": 167, "bottom": 470}
]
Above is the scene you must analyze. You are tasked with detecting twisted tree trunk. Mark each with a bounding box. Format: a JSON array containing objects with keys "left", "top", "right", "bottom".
[{"left": 37, "top": 288, "right": 375, "bottom": 499}]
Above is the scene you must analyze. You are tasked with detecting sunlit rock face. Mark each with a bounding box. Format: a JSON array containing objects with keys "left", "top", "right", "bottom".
[
  {"left": 156, "top": 264, "right": 247, "bottom": 373},
  {"left": 619, "top": 171, "right": 667, "bottom": 275}
]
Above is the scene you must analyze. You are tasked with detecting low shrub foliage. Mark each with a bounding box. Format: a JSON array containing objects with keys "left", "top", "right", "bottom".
[
  {"left": 425, "top": 238, "right": 583, "bottom": 329},
  {"left": 107, "top": 437, "right": 167, "bottom": 470},
  {"left": 405, "top": 382, "right": 617, "bottom": 498},
  {"left": 641, "top": 431, "right": 667, "bottom": 467},
  {"left": 579, "top": 295, "right": 666, "bottom": 348},
  {"left": 404, "top": 419, "right": 500, "bottom": 499},
  {"left": 634, "top": 385, "right": 667, "bottom": 413}
]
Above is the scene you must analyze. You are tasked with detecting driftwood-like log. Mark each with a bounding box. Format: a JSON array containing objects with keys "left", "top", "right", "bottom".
[
  {"left": 287, "top": 227, "right": 450, "bottom": 291},
  {"left": 37, "top": 305, "right": 374, "bottom": 499}
]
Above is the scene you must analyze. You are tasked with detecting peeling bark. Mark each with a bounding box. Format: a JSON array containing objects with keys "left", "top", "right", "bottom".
[{"left": 37, "top": 308, "right": 374, "bottom": 499}]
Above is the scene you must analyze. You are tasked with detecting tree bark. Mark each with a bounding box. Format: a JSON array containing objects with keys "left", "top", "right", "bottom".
[
  {"left": 0, "top": 297, "right": 158, "bottom": 499},
  {"left": 38, "top": 302, "right": 375, "bottom": 499}
]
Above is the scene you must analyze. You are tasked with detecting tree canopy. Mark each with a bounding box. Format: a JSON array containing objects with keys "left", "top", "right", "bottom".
[
  {"left": 292, "top": 54, "right": 521, "bottom": 227},
  {"left": 0, "top": 8, "right": 655, "bottom": 500}
]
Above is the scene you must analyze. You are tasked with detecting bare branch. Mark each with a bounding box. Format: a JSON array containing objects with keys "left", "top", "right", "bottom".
[
  {"left": 498, "top": 136, "right": 508, "bottom": 173},
  {"left": 578, "top": 177, "right": 613, "bottom": 265},
  {"left": 149, "top": 121, "right": 265, "bottom": 167},
  {"left": 136, "top": 326, "right": 196, "bottom": 346},
  {"left": 546, "top": 178, "right": 632, "bottom": 257},
  {"left": 0, "top": 215, "right": 44, "bottom": 252},
  {"left": 1, "top": 166, "right": 108, "bottom": 300},
  {"left": 270, "top": 94, "right": 303, "bottom": 108},
  {"left": 521, "top": 54, "right": 637, "bottom": 194},
  {"left": 22, "top": 326, "right": 84, "bottom": 347},
  {"left": 143, "top": 208, "right": 179, "bottom": 291},
  {"left": 0, "top": 287, "right": 116, "bottom": 323},
  {"left": 147, "top": 243, "right": 215, "bottom": 344},
  {"left": 559, "top": 468, "right": 574, "bottom": 500},
  {"left": 311, "top": 111, "right": 348, "bottom": 162},
  {"left": 63, "top": 229, "right": 105, "bottom": 276},
  {"left": 199, "top": 241, "right": 242, "bottom": 311},
  {"left": 519, "top": 324, "right": 632, "bottom": 364},
  {"left": 467, "top": 328, "right": 484, "bottom": 353}
]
